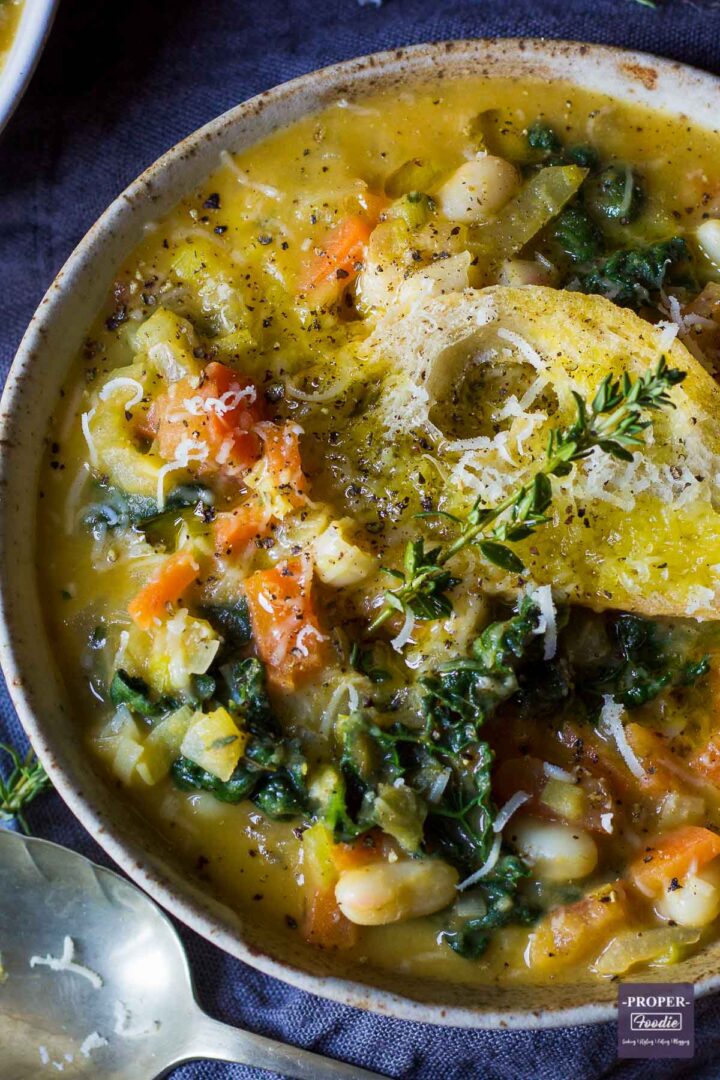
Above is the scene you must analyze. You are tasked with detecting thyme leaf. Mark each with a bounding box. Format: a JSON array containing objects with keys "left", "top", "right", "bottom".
[
  {"left": 0, "top": 743, "right": 51, "bottom": 834},
  {"left": 369, "top": 357, "right": 686, "bottom": 635}
]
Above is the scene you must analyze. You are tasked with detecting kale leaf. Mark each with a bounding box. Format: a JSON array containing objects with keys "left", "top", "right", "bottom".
[
  {"left": 332, "top": 597, "right": 543, "bottom": 872},
  {"left": 110, "top": 670, "right": 164, "bottom": 718},
  {"left": 83, "top": 480, "right": 214, "bottom": 537},
  {"left": 571, "top": 236, "right": 688, "bottom": 307},
  {"left": 199, "top": 597, "right": 253, "bottom": 647},
  {"left": 440, "top": 855, "right": 537, "bottom": 959},
  {"left": 170, "top": 656, "right": 309, "bottom": 819},
  {"left": 552, "top": 204, "right": 604, "bottom": 264},
  {"left": 584, "top": 164, "right": 644, "bottom": 224},
  {"left": 589, "top": 613, "right": 709, "bottom": 708}
]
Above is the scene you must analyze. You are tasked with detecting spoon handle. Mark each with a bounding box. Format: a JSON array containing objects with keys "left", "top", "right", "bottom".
[{"left": 181, "top": 1010, "right": 388, "bottom": 1080}]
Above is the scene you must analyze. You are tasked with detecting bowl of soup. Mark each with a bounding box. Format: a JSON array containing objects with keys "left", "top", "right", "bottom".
[
  {"left": 3, "top": 38, "right": 720, "bottom": 1028},
  {"left": 0, "top": 0, "right": 57, "bottom": 135}
]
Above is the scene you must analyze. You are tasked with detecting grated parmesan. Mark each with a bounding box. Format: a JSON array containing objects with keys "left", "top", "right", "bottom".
[
  {"left": 80, "top": 409, "right": 98, "bottom": 468},
  {"left": 457, "top": 833, "right": 503, "bottom": 891},
  {"left": 80, "top": 1032, "right": 108, "bottom": 1058},
  {"left": 98, "top": 377, "right": 145, "bottom": 410},
  {"left": 155, "top": 438, "right": 209, "bottom": 510},
  {"left": 29, "top": 936, "right": 103, "bottom": 990},
  {"left": 492, "top": 791, "right": 531, "bottom": 834},
  {"left": 496, "top": 327, "right": 544, "bottom": 370},
  {"left": 390, "top": 607, "right": 416, "bottom": 653},
  {"left": 600, "top": 696, "right": 645, "bottom": 779},
  {"left": 542, "top": 762, "right": 575, "bottom": 783},
  {"left": 531, "top": 584, "right": 557, "bottom": 660}
]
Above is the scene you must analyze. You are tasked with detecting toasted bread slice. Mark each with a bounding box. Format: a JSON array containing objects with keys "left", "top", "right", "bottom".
[{"left": 366, "top": 285, "right": 720, "bottom": 619}]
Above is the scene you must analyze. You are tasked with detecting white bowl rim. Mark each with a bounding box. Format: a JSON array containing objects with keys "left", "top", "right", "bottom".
[
  {"left": 2, "top": 37, "right": 720, "bottom": 1031},
  {"left": 0, "top": 0, "right": 59, "bottom": 136}
]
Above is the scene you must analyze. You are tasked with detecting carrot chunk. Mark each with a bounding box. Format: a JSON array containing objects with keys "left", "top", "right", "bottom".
[
  {"left": 256, "top": 422, "right": 308, "bottom": 507},
  {"left": 299, "top": 214, "right": 374, "bottom": 293},
  {"left": 149, "top": 361, "right": 265, "bottom": 471},
  {"left": 526, "top": 882, "right": 629, "bottom": 972},
  {"left": 128, "top": 550, "right": 199, "bottom": 629},
  {"left": 690, "top": 732, "right": 720, "bottom": 787},
  {"left": 302, "top": 823, "right": 358, "bottom": 949},
  {"left": 242, "top": 557, "right": 327, "bottom": 689},
  {"left": 629, "top": 825, "right": 720, "bottom": 897},
  {"left": 214, "top": 501, "right": 271, "bottom": 556}
]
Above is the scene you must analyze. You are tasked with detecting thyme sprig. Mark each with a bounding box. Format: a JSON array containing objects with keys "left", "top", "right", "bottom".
[
  {"left": 369, "top": 357, "right": 686, "bottom": 634},
  {"left": 0, "top": 743, "right": 51, "bottom": 833}
]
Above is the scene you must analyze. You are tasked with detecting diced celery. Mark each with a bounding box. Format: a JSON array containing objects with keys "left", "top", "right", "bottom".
[
  {"left": 302, "top": 822, "right": 338, "bottom": 891},
  {"left": 384, "top": 158, "right": 441, "bottom": 198},
  {"left": 470, "top": 165, "right": 588, "bottom": 271},
  {"left": 135, "top": 705, "right": 195, "bottom": 786},
  {"left": 179, "top": 707, "right": 247, "bottom": 782},
  {"left": 372, "top": 781, "right": 426, "bottom": 853},
  {"left": 594, "top": 926, "right": 700, "bottom": 976},
  {"left": 387, "top": 193, "right": 435, "bottom": 230},
  {"left": 112, "top": 735, "right": 145, "bottom": 785},
  {"left": 540, "top": 778, "right": 587, "bottom": 822}
]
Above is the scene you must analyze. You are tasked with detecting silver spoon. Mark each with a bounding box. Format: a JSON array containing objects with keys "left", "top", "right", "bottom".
[{"left": 0, "top": 829, "right": 386, "bottom": 1080}]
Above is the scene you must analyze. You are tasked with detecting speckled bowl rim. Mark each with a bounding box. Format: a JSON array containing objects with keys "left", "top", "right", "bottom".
[
  {"left": 2, "top": 38, "right": 720, "bottom": 1031},
  {"left": 0, "top": 0, "right": 58, "bottom": 137}
]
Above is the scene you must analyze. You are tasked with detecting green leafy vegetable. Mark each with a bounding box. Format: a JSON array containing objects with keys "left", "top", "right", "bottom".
[
  {"left": 370, "top": 357, "right": 686, "bottom": 634},
  {"left": 110, "top": 669, "right": 162, "bottom": 718},
  {"left": 584, "top": 165, "right": 644, "bottom": 224},
  {"left": 527, "top": 121, "right": 562, "bottom": 156},
  {"left": 572, "top": 236, "right": 688, "bottom": 307},
  {"left": 470, "top": 165, "right": 587, "bottom": 268},
  {"left": 0, "top": 743, "right": 51, "bottom": 833},
  {"left": 589, "top": 613, "right": 710, "bottom": 708},
  {"left": 552, "top": 204, "right": 604, "bottom": 263},
  {"left": 441, "top": 855, "right": 536, "bottom": 958},
  {"left": 200, "top": 597, "right": 253, "bottom": 647},
  {"left": 83, "top": 480, "right": 214, "bottom": 537},
  {"left": 171, "top": 657, "right": 309, "bottom": 819}
]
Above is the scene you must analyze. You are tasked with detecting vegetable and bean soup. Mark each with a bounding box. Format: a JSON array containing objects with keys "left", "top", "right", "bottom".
[{"left": 40, "top": 77, "right": 720, "bottom": 985}]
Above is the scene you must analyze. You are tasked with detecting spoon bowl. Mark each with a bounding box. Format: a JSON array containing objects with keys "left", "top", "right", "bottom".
[{"left": 0, "top": 830, "right": 384, "bottom": 1080}]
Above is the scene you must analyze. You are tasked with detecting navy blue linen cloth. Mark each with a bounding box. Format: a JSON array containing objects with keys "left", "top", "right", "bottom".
[{"left": 3, "top": 2, "right": 720, "bottom": 1076}]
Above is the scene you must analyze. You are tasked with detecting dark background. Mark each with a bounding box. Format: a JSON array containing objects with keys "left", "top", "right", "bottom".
[{"left": 2, "top": 1, "right": 720, "bottom": 1077}]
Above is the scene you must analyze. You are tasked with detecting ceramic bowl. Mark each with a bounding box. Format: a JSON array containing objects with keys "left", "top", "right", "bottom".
[
  {"left": 2, "top": 39, "right": 720, "bottom": 1029},
  {"left": 0, "top": 0, "right": 58, "bottom": 136}
]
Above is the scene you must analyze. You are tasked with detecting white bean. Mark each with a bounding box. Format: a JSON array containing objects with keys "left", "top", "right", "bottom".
[
  {"left": 436, "top": 156, "right": 520, "bottom": 224},
  {"left": 335, "top": 859, "right": 458, "bottom": 925},
  {"left": 697, "top": 219, "right": 720, "bottom": 265},
  {"left": 498, "top": 259, "right": 554, "bottom": 288},
  {"left": 656, "top": 861, "right": 720, "bottom": 928},
  {"left": 509, "top": 816, "right": 598, "bottom": 882}
]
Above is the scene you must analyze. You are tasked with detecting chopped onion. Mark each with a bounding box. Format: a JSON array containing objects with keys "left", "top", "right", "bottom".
[
  {"left": 600, "top": 696, "right": 645, "bottom": 779},
  {"left": 457, "top": 834, "right": 502, "bottom": 891},
  {"left": 390, "top": 607, "right": 416, "bottom": 653},
  {"left": 492, "top": 791, "right": 531, "bottom": 833}
]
